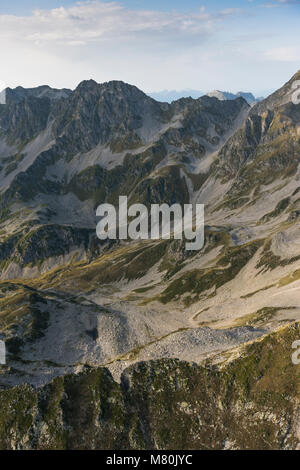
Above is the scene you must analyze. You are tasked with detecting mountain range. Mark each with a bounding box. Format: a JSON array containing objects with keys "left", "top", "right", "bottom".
[
  {"left": 0, "top": 70, "right": 299, "bottom": 449},
  {"left": 149, "top": 89, "right": 263, "bottom": 104}
]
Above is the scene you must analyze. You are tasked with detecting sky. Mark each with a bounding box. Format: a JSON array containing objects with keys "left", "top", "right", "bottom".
[{"left": 0, "top": 0, "right": 299, "bottom": 96}]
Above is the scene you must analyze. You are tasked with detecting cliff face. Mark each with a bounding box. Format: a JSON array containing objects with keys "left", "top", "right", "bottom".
[{"left": 0, "top": 323, "right": 299, "bottom": 450}]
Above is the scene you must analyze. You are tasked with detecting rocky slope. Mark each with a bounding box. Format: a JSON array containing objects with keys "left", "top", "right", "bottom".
[{"left": 0, "top": 71, "right": 299, "bottom": 450}]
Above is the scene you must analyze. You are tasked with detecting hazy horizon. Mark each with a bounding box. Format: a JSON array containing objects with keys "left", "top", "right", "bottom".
[
  {"left": 0, "top": 80, "right": 278, "bottom": 102},
  {"left": 0, "top": 0, "right": 299, "bottom": 96}
]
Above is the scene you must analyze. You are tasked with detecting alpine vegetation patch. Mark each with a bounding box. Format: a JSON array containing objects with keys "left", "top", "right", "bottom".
[{"left": 96, "top": 196, "right": 205, "bottom": 251}]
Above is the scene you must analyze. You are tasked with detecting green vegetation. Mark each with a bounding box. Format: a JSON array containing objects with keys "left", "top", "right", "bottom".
[
  {"left": 0, "top": 323, "right": 298, "bottom": 450},
  {"left": 233, "top": 307, "right": 280, "bottom": 327},
  {"left": 279, "top": 268, "right": 300, "bottom": 287}
]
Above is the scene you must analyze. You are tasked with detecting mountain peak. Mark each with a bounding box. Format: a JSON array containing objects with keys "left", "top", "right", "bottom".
[
  {"left": 206, "top": 90, "right": 258, "bottom": 105},
  {"left": 76, "top": 79, "right": 144, "bottom": 94},
  {"left": 291, "top": 69, "right": 300, "bottom": 81},
  {"left": 2, "top": 85, "right": 72, "bottom": 104},
  {"left": 251, "top": 70, "right": 300, "bottom": 115},
  {"left": 75, "top": 79, "right": 99, "bottom": 91},
  {"left": 207, "top": 90, "right": 237, "bottom": 101}
]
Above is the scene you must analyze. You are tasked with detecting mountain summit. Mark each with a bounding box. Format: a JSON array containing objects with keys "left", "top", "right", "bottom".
[{"left": 206, "top": 90, "right": 260, "bottom": 105}]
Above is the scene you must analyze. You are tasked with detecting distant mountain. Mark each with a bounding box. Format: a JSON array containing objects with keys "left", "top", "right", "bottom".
[
  {"left": 206, "top": 90, "right": 262, "bottom": 105},
  {"left": 236, "top": 91, "right": 258, "bottom": 104},
  {"left": 148, "top": 89, "right": 204, "bottom": 102},
  {"left": 149, "top": 89, "right": 263, "bottom": 105},
  {"left": 206, "top": 90, "right": 237, "bottom": 101},
  {"left": 4, "top": 85, "right": 72, "bottom": 104}
]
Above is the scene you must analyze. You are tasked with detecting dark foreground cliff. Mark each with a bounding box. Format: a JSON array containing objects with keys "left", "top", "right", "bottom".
[{"left": 0, "top": 322, "right": 299, "bottom": 450}]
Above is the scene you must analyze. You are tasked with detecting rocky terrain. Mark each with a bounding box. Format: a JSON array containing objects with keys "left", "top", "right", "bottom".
[
  {"left": 0, "top": 70, "right": 299, "bottom": 449},
  {"left": 0, "top": 323, "right": 298, "bottom": 450}
]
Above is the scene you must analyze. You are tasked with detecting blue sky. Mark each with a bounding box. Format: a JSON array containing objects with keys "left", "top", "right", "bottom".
[
  {"left": 0, "top": 0, "right": 299, "bottom": 95},
  {"left": 0, "top": 0, "right": 299, "bottom": 14}
]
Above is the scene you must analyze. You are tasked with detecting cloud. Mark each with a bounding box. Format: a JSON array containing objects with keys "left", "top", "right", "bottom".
[
  {"left": 0, "top": 0, "right": 246, "bottom": 90},
  {"left": 0, "top": 0, "right": 297, "bottom": 95},
  {"left": 0, "top": 1, "right": 221, "bottom": 47}
]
